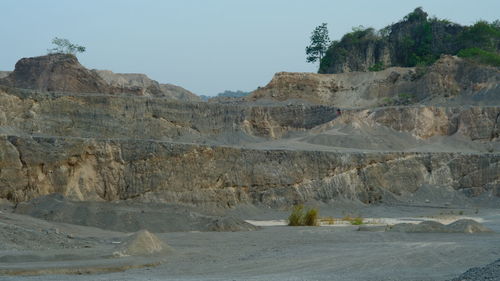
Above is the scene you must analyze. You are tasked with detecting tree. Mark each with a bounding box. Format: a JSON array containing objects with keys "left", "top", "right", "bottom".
[
  {"left": 306, "top": 23, "right": 331, "bottom": 65},
  {"left": 47, "top": 37, "right": 86, "bottom": 55}
]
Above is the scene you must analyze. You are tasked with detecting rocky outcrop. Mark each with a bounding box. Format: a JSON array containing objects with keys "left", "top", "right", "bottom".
[
  {"left": 319, "top": 8, "right": 478, "bottom": 74},
  {"left": 0, "top": 55, "right": 201, "bottom": 101},
  {"left": 2, "top": 135, "right": 499, "bottom": 207},
  {"left": 249, "top": 56, "right": 500, "bottom": 108},
  {"left": 94, "top": 70, "right": 201, "bottom": 101},
  {"left": 0, "top": 54, "right": 117, "bottom": 94}
]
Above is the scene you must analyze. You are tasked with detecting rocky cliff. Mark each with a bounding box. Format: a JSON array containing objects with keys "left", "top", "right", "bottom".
[
  {"left": 249, "top": 56, "right": 500, "bottom": 108},
  {"left": 2, "top": 135, "right": 499, "bottom": 207},
  {"left": 0, "top": 87, "right": 337, "bottom": 142},
  {"left": 0, "top": 85, "right": 498, "bottom": 207}
]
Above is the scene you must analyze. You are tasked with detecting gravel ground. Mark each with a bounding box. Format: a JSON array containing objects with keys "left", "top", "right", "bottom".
[{"left": 1, "top": 206, "right": 499, "bottom": 281}]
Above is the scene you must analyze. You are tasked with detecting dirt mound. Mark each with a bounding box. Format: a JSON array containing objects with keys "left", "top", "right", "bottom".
[
  {"left": 14, "top": 194, "right": 259, "bottom": 232},
  {"left": 113, "top": 230, "right": 171, "bottom": 257},
  {"left": 0, "top": 219, "right": 91, "bottom": 251},
  {"left": 388, "top": 219, "right": 493, "bottom": 233},
  {"left": 447, "top": 219, "right": 494, "bottom": 234},
  {"left": 208, "top": 216, "right": 260, "bottom": 232},
  {"left": 0, "top": 54, "right": 116, "bottom": 93}
]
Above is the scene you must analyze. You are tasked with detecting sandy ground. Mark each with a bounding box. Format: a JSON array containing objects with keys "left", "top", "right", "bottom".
[{"left": 1, "top": 204, "right": 499, "bottom": 281}]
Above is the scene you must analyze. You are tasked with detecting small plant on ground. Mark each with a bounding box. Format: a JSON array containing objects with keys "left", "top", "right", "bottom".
[
  {"left": 350, "top": 217, "right": 364, "bottom": 225},
  {"left": 342, "top": 215, "right": 364, "bottom": 225},
  {"left": 287, "top": 205, "right": 319, "bottom": 226}
]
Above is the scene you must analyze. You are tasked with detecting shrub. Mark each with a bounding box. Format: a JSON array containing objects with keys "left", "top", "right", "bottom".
[
  {"left": 288, "top": 205, "right": 305, "bottom": 226},
  {"left": 342, "top": 216, "right": 364, "bottom": 225},
  {"left": 457, "top": 48, "right": 500, "bottom": 67},
  {"left": 368, "top": 62, "right": 385, "bottom": 72},
  {"left": 350, "top": 217, "right": 364, "bottom": 225},
  {"left": 304, "top": 208, "right": 319, "bottom": 226},
  {"left": 287, "top": 205, "right": 319, "bottom": 226}
]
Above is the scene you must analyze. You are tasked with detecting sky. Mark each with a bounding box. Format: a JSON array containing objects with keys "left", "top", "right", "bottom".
[{"left": 1, "top": 0, "right": 499, "bottom": 96}]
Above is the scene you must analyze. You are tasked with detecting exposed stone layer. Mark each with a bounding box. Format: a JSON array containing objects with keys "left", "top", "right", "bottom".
[
  {"left": 2, "top": 135, "right": 499, "bottom": 207},
  {"left": 322, "top": 106, "right": 500, "bottom": 141},
  {"left": 0, "top": 87, "right": 338, "bottom": 141}
]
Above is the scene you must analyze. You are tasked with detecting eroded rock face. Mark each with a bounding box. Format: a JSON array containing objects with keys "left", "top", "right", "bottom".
[
  {"left": 0, "top": 55, "right": 201, "bottom": 101},
  {"left": 328, "top": 106, "right": 500, "bottom": 140},
  {"left": 249, "top": 56, "right": 500, "bottom": 108},
  {"left": 94, "top": 70, "right": 201, "bottom": 101},
  {"left": 0, "top": 85, "right": 498, "bottom": 207},
  {"left": 3, "top": 135, "right": 499, "bottom": 207}
]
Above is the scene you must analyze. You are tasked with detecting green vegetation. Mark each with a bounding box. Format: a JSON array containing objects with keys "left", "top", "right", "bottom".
[
  {"left": 47, "top": 37, "right": 86, "bottom": 55},
  {"left": 318, "top": 7, "right": 500, "bottom": 73},
  {"left": 458, "top": 48, "right": 500, "bottom": 67},
  {"left": 306, "top": 23, "right": 331, "bottom": 66},
  {"left": 287, "top": 205, "right": 319, "bottom": 226},
  {"left": 368, "top": 62, "right": 385, "bottom": 72},
  {"left": 343, "top": 216, "right": 364, "bottom": 225}
]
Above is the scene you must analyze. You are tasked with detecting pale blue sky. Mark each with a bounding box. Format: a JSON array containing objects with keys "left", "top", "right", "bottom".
[{"left": 1, "top": 0, "right": 499, "bottom": 96}]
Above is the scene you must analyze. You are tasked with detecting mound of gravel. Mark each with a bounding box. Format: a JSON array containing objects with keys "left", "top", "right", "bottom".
[
  {"left": 447, "top": 219, "right": 494, "bottom": 234},
  {"left": 14, "top": 194, "right": 258, "bottom": 233},
  {"left": 113, "top": 230, "right": 171, "bottom": 257},
  {"left": 387, "top": 219, "right": 493, "bottom": 234},
  {"left": 451, "top": 258, "right": 500, "bottom": 281},
  {"left": 388, "top": 221, "right": 450, "bottom": 233}
]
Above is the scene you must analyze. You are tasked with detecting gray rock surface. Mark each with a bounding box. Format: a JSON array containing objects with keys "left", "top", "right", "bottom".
[
  {"left": 451, "top": 259, "right": 500, "bottom": 281},
  {"left": 13, "top": 194, "right": 258, "bottom": 232}
]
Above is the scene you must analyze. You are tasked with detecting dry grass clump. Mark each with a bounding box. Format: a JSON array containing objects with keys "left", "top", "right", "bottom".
[{"left": 287, "top": 205, "right": 319, "bottom": 226}]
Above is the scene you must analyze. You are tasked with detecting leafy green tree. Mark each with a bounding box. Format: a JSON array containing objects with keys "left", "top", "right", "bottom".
[
  {"left": 47, "top": 37, "right": 86, "bottom": 55},
  {"left": 306, "top": 23, "right": 330, "bottom": 65}
]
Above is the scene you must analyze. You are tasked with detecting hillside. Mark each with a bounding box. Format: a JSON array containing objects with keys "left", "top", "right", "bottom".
[{"left": 319, "top": 7, "right": 500, "bottom": 73}]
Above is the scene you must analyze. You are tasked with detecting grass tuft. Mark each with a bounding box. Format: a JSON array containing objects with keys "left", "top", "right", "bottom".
[{"left": 287, "top": 205, "right": 319, "bottom": 226}]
